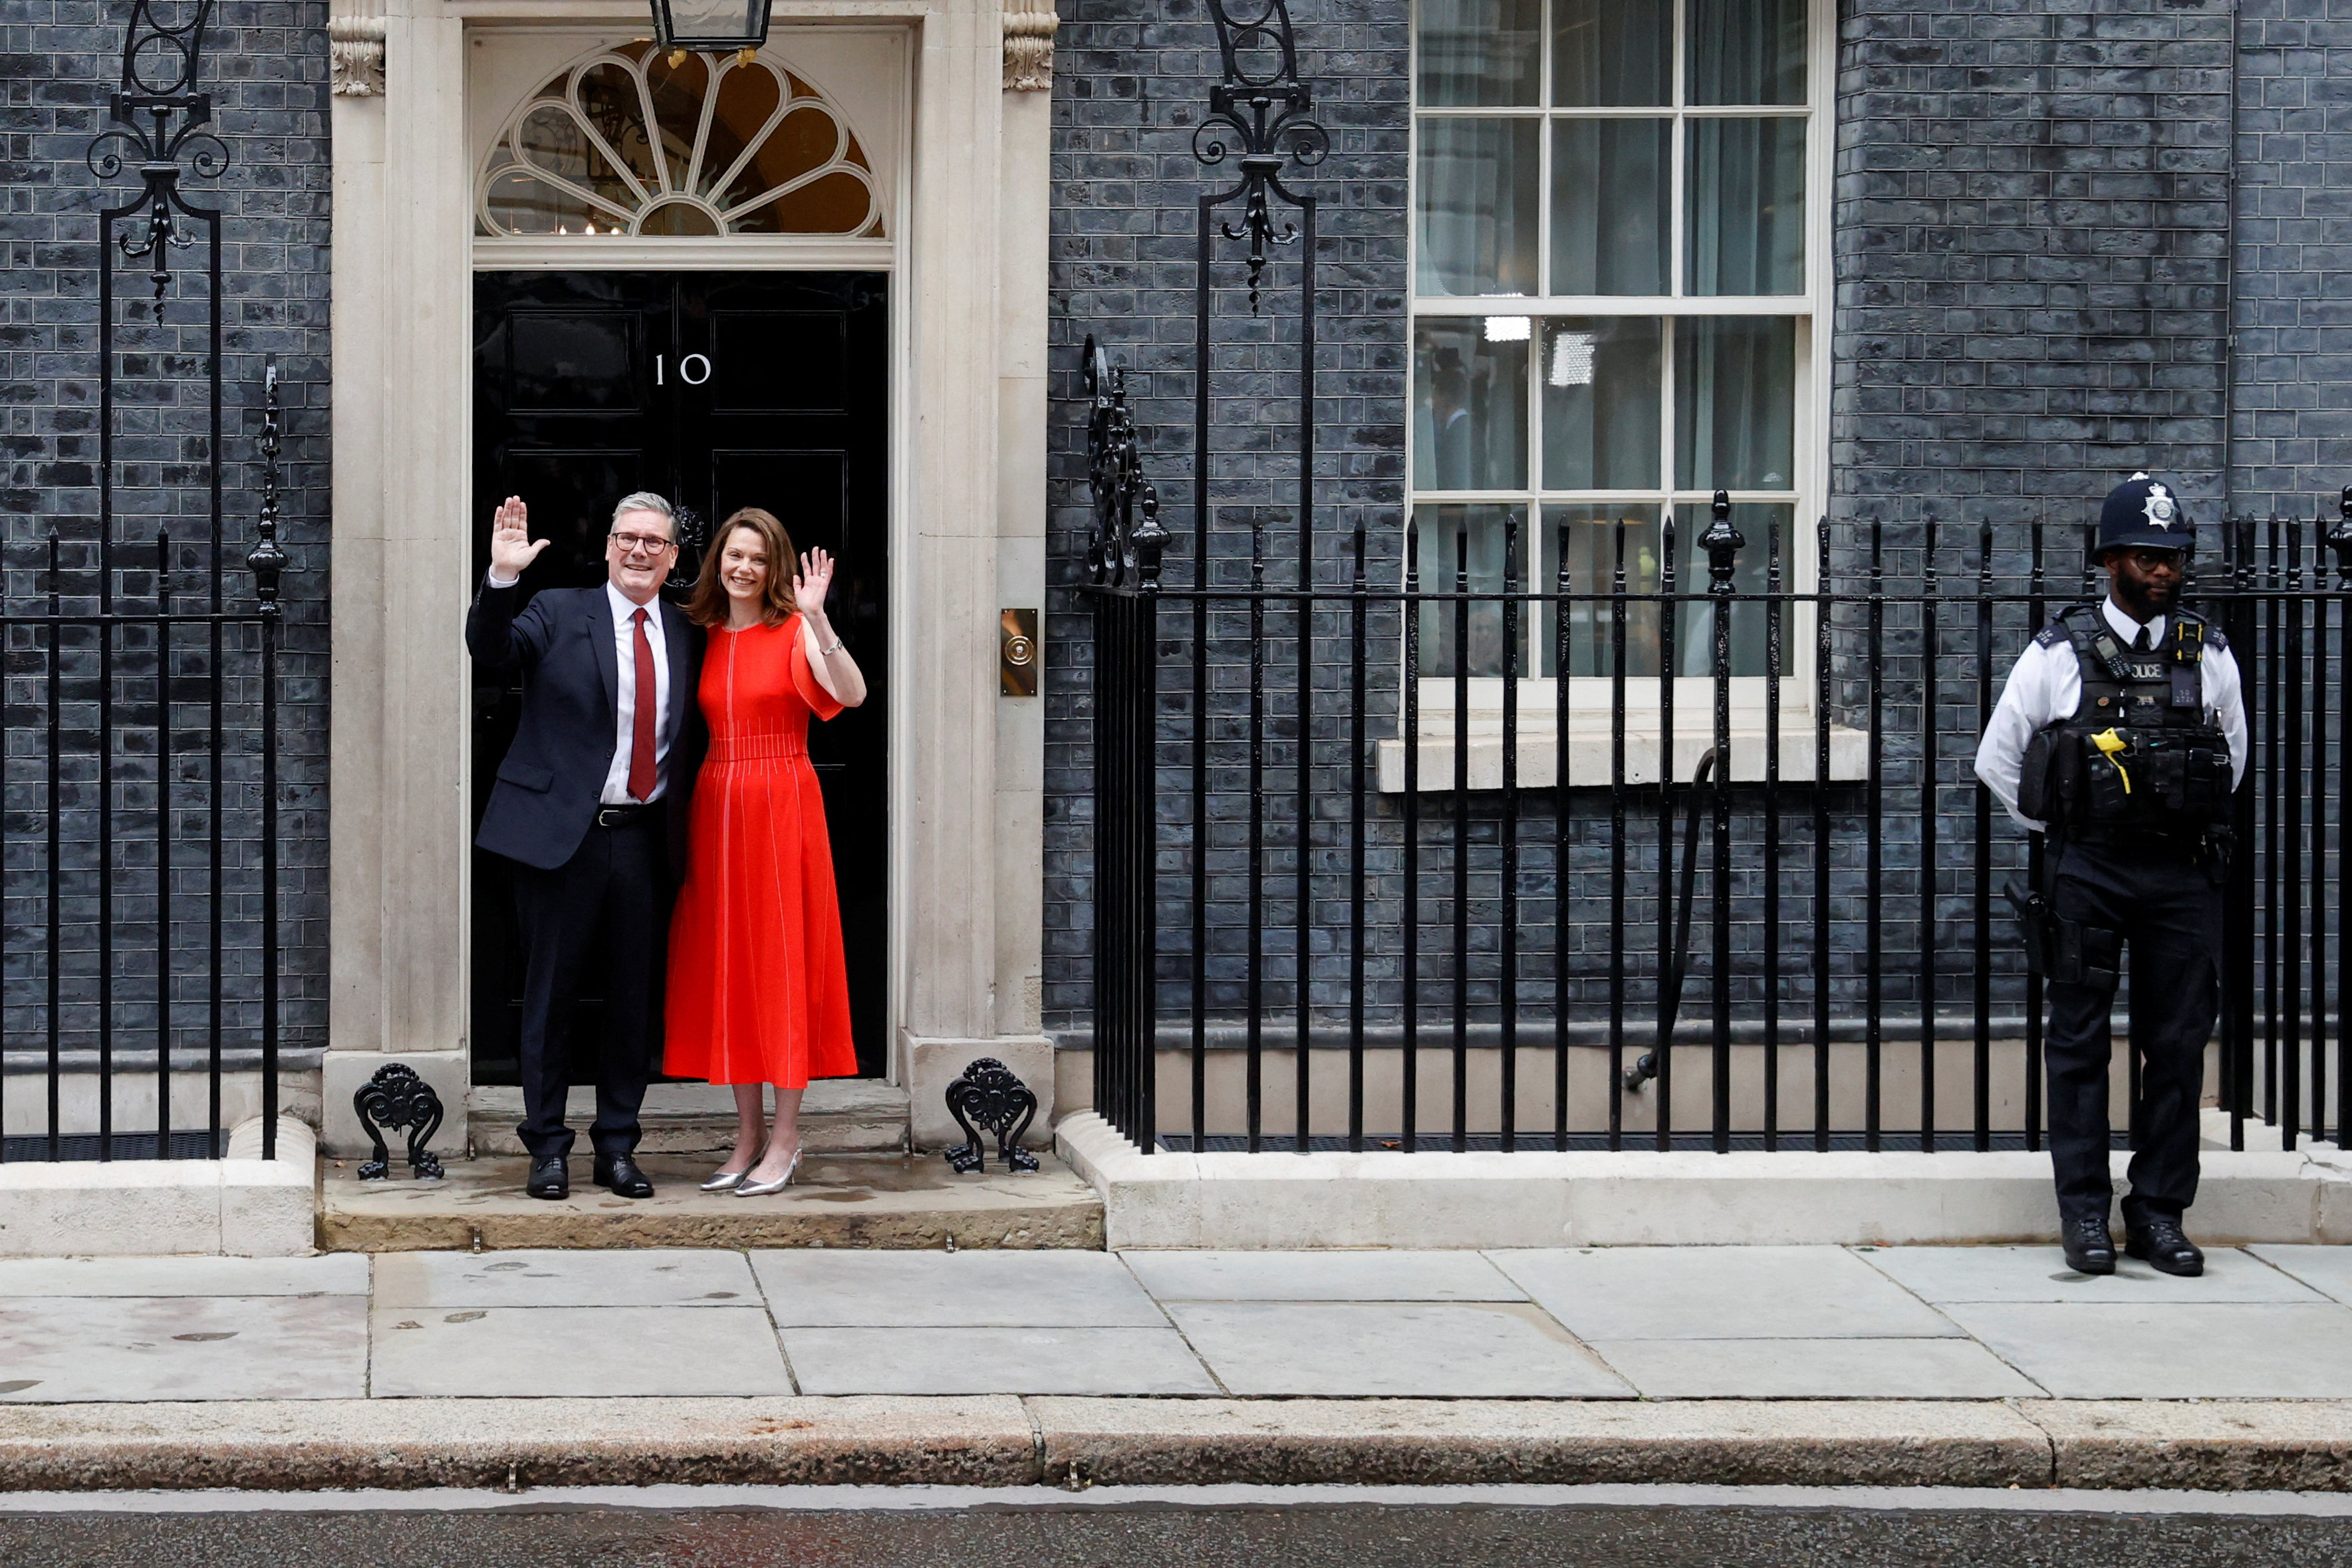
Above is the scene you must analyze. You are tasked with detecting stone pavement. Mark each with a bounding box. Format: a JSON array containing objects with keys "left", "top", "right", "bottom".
[
  {"left": 3, "top": 1244, "right": 2352, "bottom": 1491},
  {"left": 7, "top": 1243, "right": 2352, "bottom": 1402}
]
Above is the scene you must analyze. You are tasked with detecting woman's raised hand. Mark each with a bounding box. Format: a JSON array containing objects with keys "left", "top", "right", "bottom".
[
  {"left": 793, "top": 547, "right": 836, "bottom": 618},
  {"left": 487, "top": 495, "right": 548, "bottom": 579}
]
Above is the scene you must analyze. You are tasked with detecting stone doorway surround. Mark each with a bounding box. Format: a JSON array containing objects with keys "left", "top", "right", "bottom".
[{"left": 323, "top": 0, "right": 1056, "bottom": 1158}]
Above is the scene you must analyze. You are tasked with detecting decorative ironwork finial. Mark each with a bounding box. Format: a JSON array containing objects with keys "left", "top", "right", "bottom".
[
  {"left": 1084, "top": 336, "right": 1164, "bottom": 592},
  {"left": 2329, "top": 485, "right": 2352, "bottom": 588},
  {"left": 247, "top": 356, "right": 288, "bottom": 616},
  {"left": 1700, "top": 489, "right": 1744, "bottom": 593},
  {"left": 1193, "top": 0, "right": 1328, "bottom": 312},
  {"left": 88, "top": 0, "right": 229, "bottom": 303},
  {"left": 352, "top": 1062, "right": 446, "bottom": 1181}
]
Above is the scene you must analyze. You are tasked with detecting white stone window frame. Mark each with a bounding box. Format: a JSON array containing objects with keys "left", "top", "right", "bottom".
[{"left": 1393, "top": 0, "right": 1849, "bottom": 792}]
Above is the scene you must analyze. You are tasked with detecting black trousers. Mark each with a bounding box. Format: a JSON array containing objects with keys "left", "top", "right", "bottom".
[
  {"left": 509, "top": 813, "right": 667, "bottom": 1162},
  {"left": 2045, "top": 838, "right": 2218, "bottom": 1228}
]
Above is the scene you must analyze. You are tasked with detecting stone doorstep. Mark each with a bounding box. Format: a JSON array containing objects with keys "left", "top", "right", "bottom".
[
  {"left": 0, "top": 1396, "right": 2349, "bottom": 1493},
  {"left": 1055, "top": 1114, "right": 2352, "bottom": 1250},
  {"left": 317, "top": 1148, "right": 1102, "bottom": 1252},
  {"left": 467, "top": 1080, "right": 910, "bottom": 1157}
]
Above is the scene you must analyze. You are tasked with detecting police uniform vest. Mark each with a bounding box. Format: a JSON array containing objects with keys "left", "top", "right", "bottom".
[{"left": 2016, "top": 603, "right": 2233, "bottom": 835}]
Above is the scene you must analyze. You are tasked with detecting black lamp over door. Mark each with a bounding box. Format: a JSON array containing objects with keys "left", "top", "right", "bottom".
[{"left": 649, "top": 0, "right": 774, "bottom": 57}]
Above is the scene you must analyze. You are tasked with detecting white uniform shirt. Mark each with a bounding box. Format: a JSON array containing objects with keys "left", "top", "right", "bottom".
[
  {"left": 1973, "top": 596, "right": 2247, "bottom": 833},
  {"left": 483, "top": 572, "right": 672, "bottom": 804}
]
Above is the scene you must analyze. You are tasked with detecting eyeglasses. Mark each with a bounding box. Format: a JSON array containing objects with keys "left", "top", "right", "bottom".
[
  {"left": 2119, "top": 548, "right": 2188, "bottom": 571},
  {"left": 610, "top": 531, "right": 676, "bottom": 556}
]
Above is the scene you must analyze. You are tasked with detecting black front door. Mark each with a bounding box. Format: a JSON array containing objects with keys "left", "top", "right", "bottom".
[{"left": 471, "top": 271, "right": 890, "bottom": 1081}]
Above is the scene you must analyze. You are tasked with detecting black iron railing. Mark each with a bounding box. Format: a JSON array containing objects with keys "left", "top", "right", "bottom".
[
  {"left": 2, "top": 0, "right": 291, "bottom": 1163},
  {"left": 1081, "top": 438, "right": 2352, "bottom": 1156}
]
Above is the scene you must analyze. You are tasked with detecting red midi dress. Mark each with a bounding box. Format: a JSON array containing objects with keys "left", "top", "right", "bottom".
[{"left": 662, "top": 616, "right": 858, "bottom": 1088}]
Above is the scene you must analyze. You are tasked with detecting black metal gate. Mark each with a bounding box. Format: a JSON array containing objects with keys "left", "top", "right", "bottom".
[{"left": 3, "top": 0, "right": 292, "bottom": 1162}]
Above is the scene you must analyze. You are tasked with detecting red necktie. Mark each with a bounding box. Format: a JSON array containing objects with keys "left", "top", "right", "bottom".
[{"left": 628, "top": 606, "right": 657, "bottom": 801}]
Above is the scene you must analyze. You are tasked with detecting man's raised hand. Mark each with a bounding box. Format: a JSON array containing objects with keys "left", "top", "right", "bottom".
[{"left": 488, "top": 495, "right": 549, "bottom": 580}]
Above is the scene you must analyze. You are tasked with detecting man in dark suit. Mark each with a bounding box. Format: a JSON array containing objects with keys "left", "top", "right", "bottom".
[{"left": 466, "top": 491, "right": 704, "bottom": 1200}]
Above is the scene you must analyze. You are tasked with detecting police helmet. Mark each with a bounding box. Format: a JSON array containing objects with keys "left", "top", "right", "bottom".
[{"left": 2093, "top": 472, "right": 2192, "bottom": 561}]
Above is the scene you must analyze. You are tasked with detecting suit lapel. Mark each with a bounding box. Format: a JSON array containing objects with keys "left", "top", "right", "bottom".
[
  {"left": 660, "top": 599, "right": 694, "bottom": 745},
  {"left": 587, "top": 585, "right": 618, "bottom": 719}
]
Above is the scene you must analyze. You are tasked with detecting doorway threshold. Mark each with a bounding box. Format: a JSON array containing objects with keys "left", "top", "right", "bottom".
[{"left": 319, "top": 1150, "right": 1103, "bottom": 1253}]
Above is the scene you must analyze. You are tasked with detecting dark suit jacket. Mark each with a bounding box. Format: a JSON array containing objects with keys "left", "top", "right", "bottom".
[{"left": 467, "top": 581, "right": 706, "bottom": 874}]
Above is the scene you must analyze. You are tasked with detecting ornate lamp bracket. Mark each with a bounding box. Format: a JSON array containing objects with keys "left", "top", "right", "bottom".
[
  {"left": 88, "top": 0, "right": 229, "bottom": 303},
  {"left": 1192, "top": 0, "right": 1327, "bottom": 313}
]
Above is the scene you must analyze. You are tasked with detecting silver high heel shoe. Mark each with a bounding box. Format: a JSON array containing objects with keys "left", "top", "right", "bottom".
[
  {"left": 734, "top": 1144, "right": 803, "bottom": 1197},
  {"left": 700, "top": 1167, "right": 747, "bottom": 1193}
]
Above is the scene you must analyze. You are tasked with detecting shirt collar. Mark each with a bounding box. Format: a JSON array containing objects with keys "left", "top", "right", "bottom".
[
  {"left": 2101, "top": 596, "right": 2162, "bottom": 648},
  {"left": 606, "top": 579, "right": 657, "bottom": 625}
]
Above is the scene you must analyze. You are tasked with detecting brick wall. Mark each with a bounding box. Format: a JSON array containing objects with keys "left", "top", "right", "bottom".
[
  {"left": 2233, "top": 0, "right": 2352, "bottom": 516},
  {"left": 0, "top": 1, "right": 330, "bottom": 1073}
]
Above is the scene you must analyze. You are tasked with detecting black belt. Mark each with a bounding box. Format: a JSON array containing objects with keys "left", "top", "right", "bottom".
[
  {"left": 2065, "top": 824, "right": 2204, "bottom": 852},
  {"left": 592, "top": 801, "right": 663, "bottom": 829}
]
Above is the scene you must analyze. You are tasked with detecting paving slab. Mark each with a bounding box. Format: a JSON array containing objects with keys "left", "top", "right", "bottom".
[
  {"left": 1121, "top": 1249, "right": 1526, "bottom": 1301},
  {"left": 751, "top": 1249, "right": 1164, "bottom": 1327},
  {"left": 322, "top": 1152, "right": 1101, "bottom": 1252},
  {"left": 0, "top": 1296, "right": 365, "bottom": 1402},
  {"left": 781, "top": 1326, "right": 1218, "bottom": 1395},
  {"left": 1166, "top": 1301, "right": 1631, "bottom": 1398},
  {"left": 1585, "top": 1336, "right": 2045, "bottom": 1400},
  {"left": 1944, "top": 1301, "right": 2352, "bottom": 1399},
  {"left": 2247, "top": 1244, "right": 2352, "bottom": 1306},
  {"left": 1490, "top": 1245, "right": 1962, "bottom": 1339},
  {"left": 2026, "top": 1399, "right": 2352, "bottom": 1492},
  {"left": 0, "top": 1396, "right": 1038, "bottom": 1489},
  {"left": 0, "top": 1255, "right": 367, "bottom": 1298},
  {"left": 368, "top": 1305, "right": 791, "bottom": 1398},
  {"left": 372, "top": 1249, "right": 757, "bottom": 1309},
  {"left": 1857, "top": 1244, "right": 2327, "bottom": 1304},
  {"left": 1027, "top": 1397, "right": 2053, "bottom": 1488}
]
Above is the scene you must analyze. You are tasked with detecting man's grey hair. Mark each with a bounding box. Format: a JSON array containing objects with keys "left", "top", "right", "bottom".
[{"left": 611, "top": 491, "right": 678, "bottom": 540}]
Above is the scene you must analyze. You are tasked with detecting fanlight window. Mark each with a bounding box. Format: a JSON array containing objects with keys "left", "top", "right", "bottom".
[{"left": 478, "top": 44, "right": 883, "bottom": 238}]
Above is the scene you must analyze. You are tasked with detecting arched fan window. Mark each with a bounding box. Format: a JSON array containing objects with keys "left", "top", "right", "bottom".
[{"left": 477, "top": 44, "right": 884, "bottom": 238}]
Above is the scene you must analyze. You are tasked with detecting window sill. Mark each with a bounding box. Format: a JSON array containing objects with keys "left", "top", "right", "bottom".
[{"left": 1374, "top": 721, "right": 1871, "bottom": 793}]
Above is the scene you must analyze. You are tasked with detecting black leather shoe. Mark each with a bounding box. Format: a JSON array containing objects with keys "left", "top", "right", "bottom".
[
  {"left": 593, "top": 1153, "right": 654, "bottom": 1199},
  {"left": 525, "top": 1156, "right": 568, "bottom": 1201},
  {"left": 2061, "top": 1215, "right": 2116, "bottom": 1275},
  {"left": 2125, "top": 1215, "right": 2205, "bottom": 1277}
]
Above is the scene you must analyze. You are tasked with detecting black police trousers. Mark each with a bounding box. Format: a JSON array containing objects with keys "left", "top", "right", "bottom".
[{"left": 2045, "top": 838, "right": 2217, "bottom": 1228}]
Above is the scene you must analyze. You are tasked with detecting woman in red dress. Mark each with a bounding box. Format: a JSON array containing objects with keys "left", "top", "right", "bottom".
[{"left": 663, "top": 507, "right": 867, "bottom": 1196}]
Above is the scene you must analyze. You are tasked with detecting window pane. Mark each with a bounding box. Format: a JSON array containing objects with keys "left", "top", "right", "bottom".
[
  {"left": 1416, "top": 118, "right": 1541, "bottom": 297},
  {"left": 1549, "top": 118, "right": 1669, "bottom": 295},
  {"left": 1688, "top": 0, "right": 1807, "bottom": 106},
  {"left": 1684, "top": 116, "right": 1805, "bottom": 295},
  {"left": 1417, "top": 0, "right": 1541, "bottom": 107},
  {"left": 1413, "top": 319, "right": 1529, "bottom": 491},
  {"left": 1552, "top": 0, "right": 1670, "bottom": 106},
  {"left": 1414, "top": 505, "right": 1531, "bottom": 677},
  {"left": 1673, "top": 317, "right": 1796, "bottom": 491},
  {"left": 1545, "top": 503, "right": 1662, "bottom": 676},
  {"left": 1670, "top": 501, "right": 1783, "bottom": 676},
  {"left": 1541, "top": 317, "right": 1660, "bottom": 489}
]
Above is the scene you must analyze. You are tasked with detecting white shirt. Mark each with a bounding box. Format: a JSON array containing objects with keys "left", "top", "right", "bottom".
[
  {"left": 1974, "top": 596, "right": 2247, "bottom": 832},
  {"left": 598, "top": 580, "right": 672, "bottom": 804}
]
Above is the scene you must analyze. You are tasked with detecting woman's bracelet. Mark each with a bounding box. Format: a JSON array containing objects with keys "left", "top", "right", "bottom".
[{"left": 819, "top": 636, "right": 845, "bottom": 657}]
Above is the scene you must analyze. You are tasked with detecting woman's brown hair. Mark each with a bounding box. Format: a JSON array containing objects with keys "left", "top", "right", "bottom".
[{"left": 685, "top": 507, "right": 800, "bottom": 628}]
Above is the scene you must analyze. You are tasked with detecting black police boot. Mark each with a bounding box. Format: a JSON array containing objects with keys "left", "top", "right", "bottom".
[
  {"left": 2125, "top": 1214, "right": 2205, "bottom": 1277},
  {"left": 2061, "top": 1215, "right": 2116, "bottom": 1275},
  {"left": 525, "top": 1154, "right": 568, "bottom": 1201}
]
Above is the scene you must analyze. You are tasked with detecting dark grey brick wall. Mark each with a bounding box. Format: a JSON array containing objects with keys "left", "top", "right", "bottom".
[
  {"left": 1045, "top": 0, "right": 1412, "bottom": 1035},
  {"left": 1834, "top": 0, "right": 2234, "bottom": 525},
  {"left": 1, "top": 0, "right": 330, "bottom": 1075},
  {"left": 2232, "top": 0, "right": 2352, "bottom": 515}
]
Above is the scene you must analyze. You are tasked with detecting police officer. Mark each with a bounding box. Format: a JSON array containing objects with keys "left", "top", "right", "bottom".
[{"left": 1974, "top": 475, "right": 2248, "bottom": 1278}]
